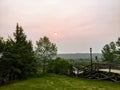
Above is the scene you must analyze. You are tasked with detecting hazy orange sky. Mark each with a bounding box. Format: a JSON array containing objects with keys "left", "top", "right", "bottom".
[{"left": 0, "top": 0, "right": 120, "bottom": 53}]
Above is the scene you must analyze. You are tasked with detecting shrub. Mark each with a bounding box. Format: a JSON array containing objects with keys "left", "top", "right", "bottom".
[{"left": 46, "top": 57, "right": 73, "bottom": 75}]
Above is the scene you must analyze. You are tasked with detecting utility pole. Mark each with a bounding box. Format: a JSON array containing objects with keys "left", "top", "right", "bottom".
[{"left": 90, "top": 48, "right": 93, "bottom": 72}]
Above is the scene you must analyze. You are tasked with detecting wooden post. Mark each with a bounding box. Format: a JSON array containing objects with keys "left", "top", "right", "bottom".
[
  {"left": 90, "top": 48, "right": 93, "bottom": 72},
  {"left": 95, "top": 56, "right": 99, "bottom": 71}
]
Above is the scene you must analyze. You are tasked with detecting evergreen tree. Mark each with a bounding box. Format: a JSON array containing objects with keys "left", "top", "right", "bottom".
[
  {"left": 0, "top": 37, "right": 15, "bottom": 83},
  {"left": 12, "top": 23, "right": 37, "bottom": 78},
  {"left": 0, "top": 24, "right": 37, "bottom": 85}
]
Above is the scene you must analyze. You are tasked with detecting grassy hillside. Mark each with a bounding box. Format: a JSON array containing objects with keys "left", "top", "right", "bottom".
[{"left": 0, "top": 74, "right": 119, "bottom": 90}]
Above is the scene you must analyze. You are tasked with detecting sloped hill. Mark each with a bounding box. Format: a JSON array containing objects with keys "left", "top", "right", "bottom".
[{"left": 0, "top": 74, "right": 119, "bottom": 90}]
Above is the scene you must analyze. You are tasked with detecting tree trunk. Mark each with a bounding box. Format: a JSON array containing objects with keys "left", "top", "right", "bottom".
[{"left": 43, "top": 59, "right": 46, "bottom": 73}]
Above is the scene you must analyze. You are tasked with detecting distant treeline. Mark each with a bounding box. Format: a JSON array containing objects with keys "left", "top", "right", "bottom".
[{"left": 57, "top": 53, "right": 102, "bottom": 60}]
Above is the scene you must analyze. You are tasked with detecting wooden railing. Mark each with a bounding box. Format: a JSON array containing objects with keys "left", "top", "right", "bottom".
[{"left": 72, "top": 62, "right": 120, "bottom": 82}]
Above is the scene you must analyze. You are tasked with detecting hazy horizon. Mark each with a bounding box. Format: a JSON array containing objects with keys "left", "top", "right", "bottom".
[{"left": 0, "top": 0, "right": 120, "bottom": 53}]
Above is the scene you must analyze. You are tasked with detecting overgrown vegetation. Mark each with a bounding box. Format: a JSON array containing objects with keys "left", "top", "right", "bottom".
[{"left": 47, "top": 57, "right": 73, "bottom": 75}]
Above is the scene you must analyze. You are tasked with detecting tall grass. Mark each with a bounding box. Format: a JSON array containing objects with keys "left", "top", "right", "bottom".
[{"left": 0, "top": 74, "right": 119, "bottom": 90}]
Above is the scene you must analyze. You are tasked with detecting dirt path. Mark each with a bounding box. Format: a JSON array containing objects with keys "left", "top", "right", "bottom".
[{"left": 99, "top": 69, "right": 120, "bottom": 74}]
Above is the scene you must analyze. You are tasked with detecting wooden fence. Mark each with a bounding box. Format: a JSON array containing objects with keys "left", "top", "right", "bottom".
[{"left": 72, "top": 62, "right": 120, "bottom": 82}]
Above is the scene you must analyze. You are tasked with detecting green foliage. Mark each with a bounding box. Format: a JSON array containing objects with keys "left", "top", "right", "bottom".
[
  {"left": 47, "top": 58, "right": 73, "bottom": 75},
  {"left": 116, "top": 37, "right": 120, "bottom": 61},
  {"left": 0, "top": 24, "right": 37, "bottom": 85},
  {"left": 73, "top": 61, "right": 90, "bottom": 69},
  {"left": 0, "top": 37, "right": 15, "bottom": 84},
  {"left": 116, "top": 37, "right": 120, "bottom": 46},
  {"left": 102, "top": 37, "right": 120, "bottom": 63},
  {"left": 102, "top": 42, "right": 117, "bottom": 62},
  {"left": 101, "top": 38, "right": 120, "bottom": 72},
  {"left": 0, "top": 36, "right": 4, "bottom": 53},
  {"left": 12, "top": 24, "right": 37, "bottom": 78},
  {"left": 35, "top": 36, "right": 57, "bottom": 73}
]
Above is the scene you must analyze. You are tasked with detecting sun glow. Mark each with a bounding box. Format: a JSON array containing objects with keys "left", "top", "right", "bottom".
[{"left": 54, "top": 32, "right": 58, "bottom": 36}]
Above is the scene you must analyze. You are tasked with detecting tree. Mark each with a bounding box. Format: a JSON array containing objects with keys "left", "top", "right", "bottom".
[
  {"left": 11, "top": 23, "right": 37, "bottom": 78},
  {"left": 116, "top": 37, "right": 120, "bottom": 61},
  {"left": 102, "top": 42, "right": 117, "bottom": 72},
  {"left": 0, "top": 24, "right": 37, "bottom": 85},
  {"left": 0, "top": 36, "right": 5, "bottom": 84},
  {"left": 35, "top": 36, "right": 57, "bottom": 73},
  {"left": 116, "top": 37, "right": 120, "bottom": 46},
  {"left": 102, "top": 42, "right": 116, "bottom": 62}
]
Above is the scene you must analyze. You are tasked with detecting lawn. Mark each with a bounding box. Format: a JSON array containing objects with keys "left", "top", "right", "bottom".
[{"left": 0, "top": 74, "right": 120, "bottom": 90}]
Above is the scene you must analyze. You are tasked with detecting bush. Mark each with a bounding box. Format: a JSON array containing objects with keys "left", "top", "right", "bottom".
[{"left": 46, "top": 57, "right": 73, "bottom": 75}]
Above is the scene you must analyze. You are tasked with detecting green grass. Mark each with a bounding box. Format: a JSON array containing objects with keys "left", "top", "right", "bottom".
[{"left": 0, "top": 74, "right": 120, "bottom": 90}]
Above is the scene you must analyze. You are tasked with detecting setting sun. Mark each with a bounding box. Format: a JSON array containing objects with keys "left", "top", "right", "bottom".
[{"left": 54, "top": 32, "right": 58, "bottom": 36}]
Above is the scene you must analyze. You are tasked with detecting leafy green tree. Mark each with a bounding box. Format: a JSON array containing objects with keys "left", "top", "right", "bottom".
[
  {"left": 35, "top": 36, "right": 57, "bottom": 73},
  {"left": 102, "top": 42, "right": 117, "bottom": 72},
  {"left": 102, "top": 42, "right": 116, "bottom": 62}
]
